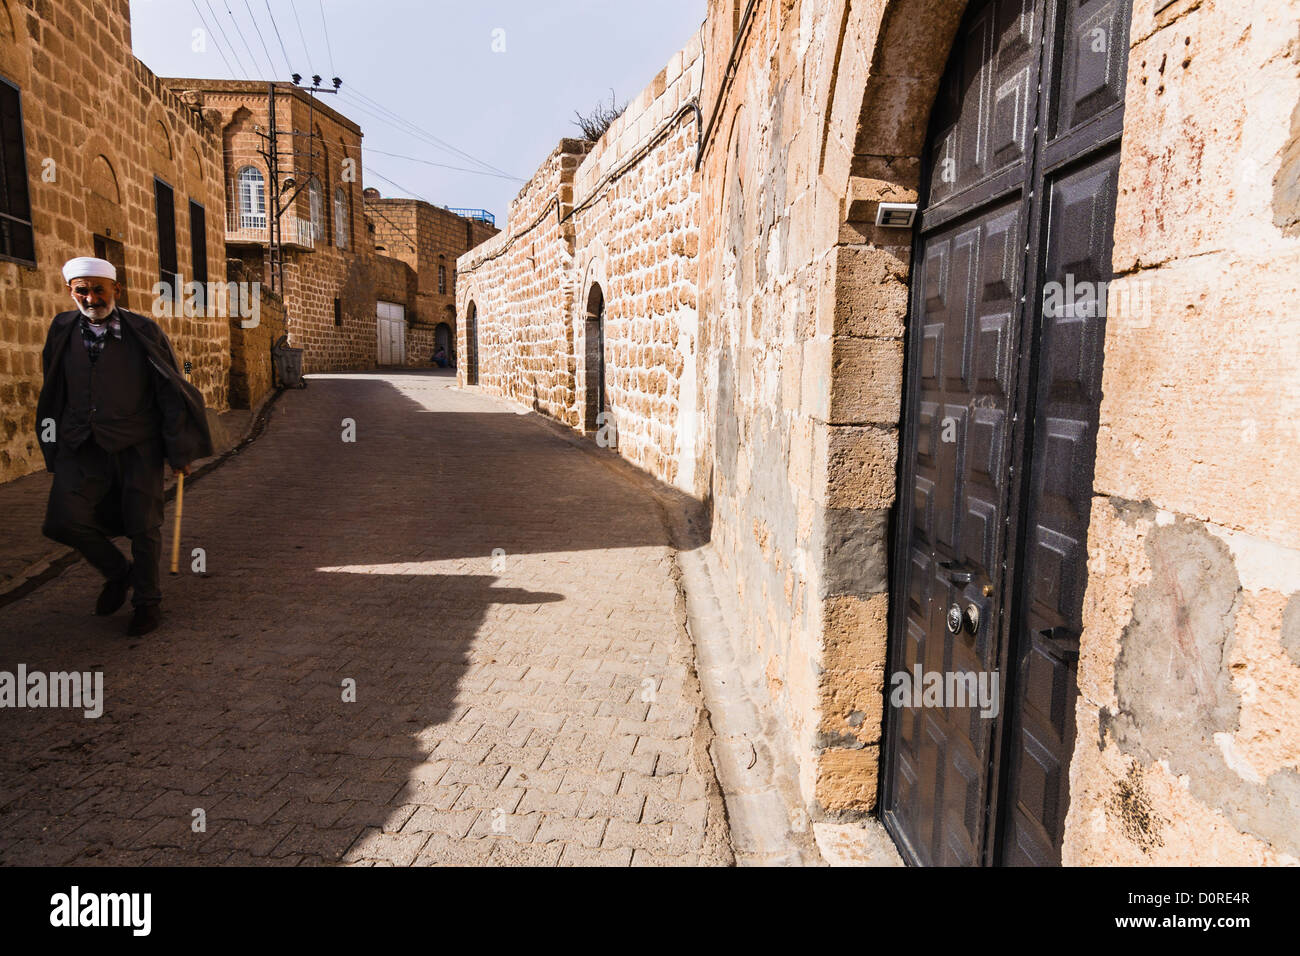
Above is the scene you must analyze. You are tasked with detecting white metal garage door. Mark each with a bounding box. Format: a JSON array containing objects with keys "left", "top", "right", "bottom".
[{"left": 376, "top": 301, "right": 405, "bottom": 366}]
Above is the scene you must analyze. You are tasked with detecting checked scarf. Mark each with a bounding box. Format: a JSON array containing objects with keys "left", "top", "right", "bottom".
[{"left": 80, "top": 311, "right": 122, "bottom": 365}]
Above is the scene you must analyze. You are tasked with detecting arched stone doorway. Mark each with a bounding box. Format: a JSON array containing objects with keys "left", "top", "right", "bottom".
[
  {"left": 434, "top": 321, "right": 454, "bottom": 368},
  {"left": 581, "top": 283, "right": 607, "bottom": 438},
  {"left": 879, "top": 0, "right": 1132, "bottom": 867},
  {"left": 464, "top": 301, "right": 479, "bottom": 385}
]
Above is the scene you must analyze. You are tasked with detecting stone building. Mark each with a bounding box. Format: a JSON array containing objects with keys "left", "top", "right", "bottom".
[
  {"left": 457, "top": 37, "right": 703, "bottom": 484},
  {"left": 159, "top": 77, "right": 387, "bottom": 375},
  {"left": 458, "top": 0, "right": 1300, "bottom": 866},
  {"left": 0, "top": 0, "right": 230, "bottom": 484},
  {"left": 365, "top": 190, "right": 497, "bottom": 367}
]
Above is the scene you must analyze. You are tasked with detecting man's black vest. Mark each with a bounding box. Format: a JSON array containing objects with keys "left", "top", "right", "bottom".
[{"left": 59, "top": 318, "right": 162, "bottom": 454}]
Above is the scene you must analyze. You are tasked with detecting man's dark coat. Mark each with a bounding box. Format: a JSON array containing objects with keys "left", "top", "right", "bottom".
[{"left": 36, "top": 307, "right": 213, "bottom": 477}]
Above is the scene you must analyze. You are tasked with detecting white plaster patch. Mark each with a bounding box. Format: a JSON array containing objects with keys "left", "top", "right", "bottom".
[
  {"left": 1205, "top": 523, "right": 1300, "bottom": 593},
  {"left": 1214, "top": 731, "right": 1265, "bottom": 784}
]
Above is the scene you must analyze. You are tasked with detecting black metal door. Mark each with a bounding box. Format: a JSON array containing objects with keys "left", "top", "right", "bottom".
[{"left": 882, "top": 0, "right": 1130, "bottom": 867}]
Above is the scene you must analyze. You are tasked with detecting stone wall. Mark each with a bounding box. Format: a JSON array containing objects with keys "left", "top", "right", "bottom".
[
  {"left": 367, "top": 195, "right": 497, "bottom": 367},
  {"left": 695, "top": 0, "right": 1300, "bottom": 863},
  {"left": 0, "top": 0, "right": 230, "bottom": 483},
  {"left": 226, "top": 258, "right": 285, "bottom": 409},
  {"left": 695, "top": 0, "right": 917, "bottom": 814},
  {"left": 458, "top": 140, "right": 591, "bottom": 419},
  {"left": 1064, "top": 0, "right": 1300, "bottom": 866},
  {"left": 456, "top": 31, "right": 704, "bottom": 489},
  {"left": 161, "top": 80, "right": 381, "bottom": 375}
]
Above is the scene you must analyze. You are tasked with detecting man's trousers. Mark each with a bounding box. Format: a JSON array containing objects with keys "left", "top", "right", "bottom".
[{"left": 42, "top": 436, "right": 166, "bottom": 606}]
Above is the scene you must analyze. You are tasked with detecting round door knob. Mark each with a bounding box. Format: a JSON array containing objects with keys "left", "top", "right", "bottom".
[
  {"left": 946, "top": 604, "right": 963, "bottom": 634},
  {"left": 963, "top": 603, "right": 980, "bottom": 634}
]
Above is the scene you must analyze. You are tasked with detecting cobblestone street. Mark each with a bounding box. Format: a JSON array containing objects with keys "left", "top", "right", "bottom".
[{"left": 0, "top": 370, "right": 732, "bottom": 866}]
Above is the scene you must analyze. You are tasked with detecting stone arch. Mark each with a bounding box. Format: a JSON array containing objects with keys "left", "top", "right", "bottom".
[
  {"left": 580, "top": 280, "right": 609, "bottom": 438},
  {"left": 576, "top": 241, "right": 610, "bottom": 435},
  {"left": 462, "top": 297, "right": 480, "bottom": 386},
  {"left": 317, "top": 132, "right": 332, "bottom": 236},
  {"left": 434, "top": 319, "right": 454, "bottom": 368},
  {"left": 805, "top": 0, "right": 972, "bottom": 818},
  {"left": 186, "top": 143, "right": 205, "bottom": 186},
  {"left": 0, "top": 0, "right": 27, "bottom": 81},
  {"left": 79, "top": 135, "right": 129, "bottom": 286},
  {"left": 223, "top": 106, "right": 256, "bottom": 222},
  {"left": 148, "top": 112, "right": 175, "bottom": 167},
  {"left": 820, "top": 0, "right": 969, "bottom": 243},
  {"left": 88, "top": 153, "right": 120, "bottom": 204}
]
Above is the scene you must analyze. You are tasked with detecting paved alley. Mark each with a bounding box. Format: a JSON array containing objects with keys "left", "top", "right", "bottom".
[{"left": 0, "top": 370, "right": 732, "bottom": 866}]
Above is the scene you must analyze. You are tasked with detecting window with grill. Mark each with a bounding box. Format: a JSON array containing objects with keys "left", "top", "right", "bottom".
[
  {"left": 438, "top": 262, "right": 447, "bottom": 295},
  {"left": 0, "top": 77, "right": 35, "bottom": 265}
]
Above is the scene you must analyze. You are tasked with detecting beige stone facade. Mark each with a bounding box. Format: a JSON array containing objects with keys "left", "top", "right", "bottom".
[
  {"left": 160, "top": 78, "right": 391, "bottom": 375},
  {"left": 457, "top": 32, "right": 703, "bottom": 487},
  {"left": 0, "top": 0, "right": 230, "bottom": 483},
  {"left": 366, "top": 192, "right": 497, "bottom": 367},
  {"left": 458, "top": 0, "right": 1300, "bottom": 865}
]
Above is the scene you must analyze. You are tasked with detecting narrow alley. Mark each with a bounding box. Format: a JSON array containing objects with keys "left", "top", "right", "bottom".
[{"left": 0, "top": 370, "right": 732, "bottom": 866}]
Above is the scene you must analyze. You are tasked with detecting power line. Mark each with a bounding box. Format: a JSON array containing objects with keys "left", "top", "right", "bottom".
[
  {"left": 317, "top": 0, "right": 337, "bottom": 77},
  {"left": 366, "top": 167, "right": 440, "bottom": 207},
  {"left": 336, "top": 87, "right": 518, "bottom": 180},
  {"left": 204, "top": 0, "right": 249, "bottom": 77},
  {"left": 332, "top": 93, "right": 494, "bottom": 169},
  {"left": 342, "top": 85, "right": 516, "bottom": 179},
  {"left": 222, "top": 1, "right": 263, "bottom": 77},
  {"left": 356, "top": 145, "right": 523, "bottom": 181},
  {"left": 366, "top": 202, "right": 421, "bottom": 252},
  {"left": 243, "top": 0, "right": 280, "bottom": 78},
  {"left": 191, "top": 0, "right": 236, "bottom": 77},
  {"left": 288, "top": 0, "right": 311, "bottom": 66},
  {"left": 264, "top": 0, "right": 294, "bottom": 74}
]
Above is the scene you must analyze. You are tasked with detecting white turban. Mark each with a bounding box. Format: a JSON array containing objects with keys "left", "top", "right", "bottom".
[{"left": 62, "top": 257, "right": 117, "bottom": 283}]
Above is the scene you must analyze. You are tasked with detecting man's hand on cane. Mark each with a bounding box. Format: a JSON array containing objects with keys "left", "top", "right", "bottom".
[{"left": 171, "top": 464, "right": 192, "bottom": 477}]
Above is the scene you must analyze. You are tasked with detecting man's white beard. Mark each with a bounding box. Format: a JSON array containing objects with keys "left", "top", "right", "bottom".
[{"left": 76, "top": 301, "right": 114, "bottom": 322}]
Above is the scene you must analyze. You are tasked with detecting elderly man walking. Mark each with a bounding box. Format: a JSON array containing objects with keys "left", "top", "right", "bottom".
[{"left": 36, "top": 257, "right": 212, "bottom": 636}]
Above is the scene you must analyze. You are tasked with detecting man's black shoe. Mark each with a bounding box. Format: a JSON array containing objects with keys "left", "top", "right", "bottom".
[
  {"left": 95, "top": 566, "right": 131, "bottom": 616},
  {"left": 126, "top": 604, "right": 161, "bottom": 636}
]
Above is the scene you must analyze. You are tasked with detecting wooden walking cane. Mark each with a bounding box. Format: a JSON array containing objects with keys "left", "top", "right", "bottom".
[{"left": 169, "top": 360, "right": 191, "bottom": 576}]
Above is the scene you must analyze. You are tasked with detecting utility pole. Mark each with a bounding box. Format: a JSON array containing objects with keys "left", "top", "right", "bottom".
[{"left": 253, "top": 74, "right": 343, "bottom": 298}]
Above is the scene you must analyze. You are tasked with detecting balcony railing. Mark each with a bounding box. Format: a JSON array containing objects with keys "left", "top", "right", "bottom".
[
  {"left": 226, "top": 210, "right": 320, "bottom": 249},
  {"left": 445, "top": 207, "right": 496, "bottom": 227}
]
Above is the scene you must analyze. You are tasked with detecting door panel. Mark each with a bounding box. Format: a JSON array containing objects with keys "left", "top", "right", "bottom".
[
  {"left": 883, "top": 0, "right": 1130, "bottom": 867},
  {"left": 998, "top": 147, "right": 1121, "bottom": 867},
  {"left": 890, "top": 197, "right": 1022, "bottom": 868}
]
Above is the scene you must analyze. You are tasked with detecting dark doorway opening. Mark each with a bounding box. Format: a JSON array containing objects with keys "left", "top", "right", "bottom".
[
  {"left": 465, "top": 301, "right": 479, "bottom": 385},
  {"left": 434, "top": 321, "right": 454, "bottom": 369},
  {"left": 582, "top": 283, "right": 607, "bottom": 438}
]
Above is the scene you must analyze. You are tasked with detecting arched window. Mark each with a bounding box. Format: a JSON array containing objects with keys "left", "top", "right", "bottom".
[
  {"left": 438, "top": 255, "right": 447, "bottom": 295},
  {"left": 236, "top": 166, "right": 266, "bottom": 229},
  {"left": 334, "top": 186, "right": 350, "bottom": 249},
  {"left": 308, "top": 178, "right": 324, "bottom": 242}
]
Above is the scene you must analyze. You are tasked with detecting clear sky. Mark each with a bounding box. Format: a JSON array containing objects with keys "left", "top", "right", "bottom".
[{"left": 128, "top": 0, "right": 707, "bottom": 228}]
